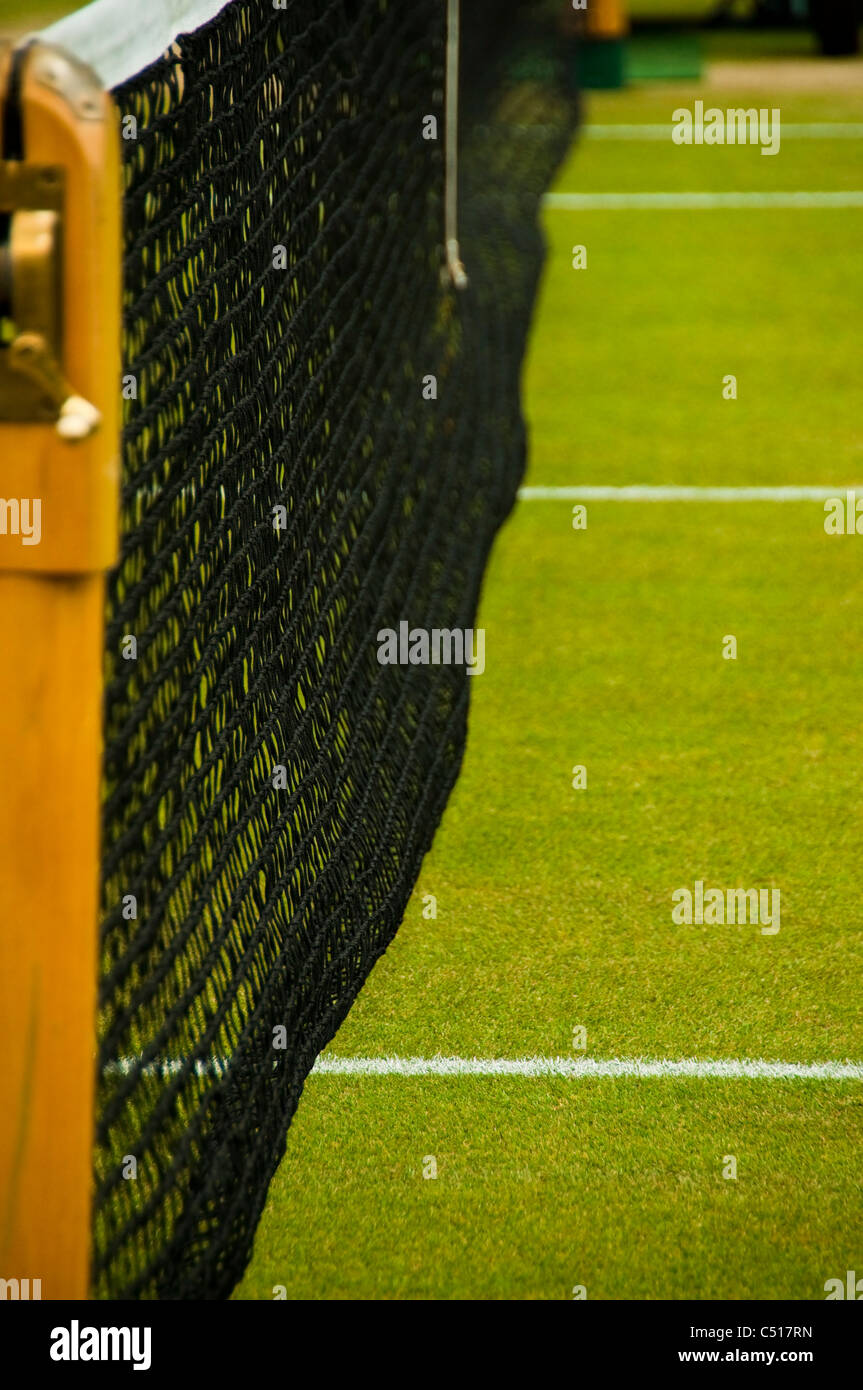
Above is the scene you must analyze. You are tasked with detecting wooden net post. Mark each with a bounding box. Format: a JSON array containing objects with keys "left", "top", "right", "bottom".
[{"left": 0, "top": 39, "right": 120, "bottom": 1300}]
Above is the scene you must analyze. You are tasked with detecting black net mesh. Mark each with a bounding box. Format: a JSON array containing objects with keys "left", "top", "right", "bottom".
[{"left": 94, "top": 0, "right": 577, "bottom": 1298}]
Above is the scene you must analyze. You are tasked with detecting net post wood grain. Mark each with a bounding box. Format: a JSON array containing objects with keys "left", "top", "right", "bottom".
[{"left": 0, "top": 39, "right": 120, "bottom": 1299}]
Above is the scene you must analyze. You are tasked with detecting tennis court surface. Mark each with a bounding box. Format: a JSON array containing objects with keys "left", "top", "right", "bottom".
[
  {"left": 235, "top": 35, "right": 863, "bottom": 1302},
  {"left": 1, "top": 0, "right": 860, "bottom": 1307}
]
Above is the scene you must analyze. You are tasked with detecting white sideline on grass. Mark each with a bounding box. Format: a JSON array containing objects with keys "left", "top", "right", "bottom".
[
  {"left": 518, "top": 485, "right": 854, "bottom": 502},
  {"left": 310, "top": 1056, "right": 863, "bottom": 1080},
  {"left": 586, "top": 123, "right": 863, "bottom": 140},
  {"left": 103, "top": 1056, "right": 863, "bottom": 1080},
  {"left": 543, "top": 191, "right": 863, "bottom": 210},
  {"left": 38, "top": 0, "right": 228, "bottom": 90}
]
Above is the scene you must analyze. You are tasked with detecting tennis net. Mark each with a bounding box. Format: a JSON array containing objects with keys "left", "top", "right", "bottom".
[{"left": 33, "top": 0, "right": 578, "bottom": 1298}]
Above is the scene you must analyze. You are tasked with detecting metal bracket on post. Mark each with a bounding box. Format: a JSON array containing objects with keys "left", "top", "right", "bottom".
[
  {"left": 0, "top": 37, "right": 120, "bottom": 1301},
  {"left": 0, "top": 40, "right": 119, "bottom": 573}
]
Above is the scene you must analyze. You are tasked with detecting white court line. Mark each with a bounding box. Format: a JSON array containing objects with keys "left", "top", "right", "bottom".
[
  {"left": 311, "top": 1056, "right": 863, "bottom": 1080},
  {"left": 585, "top": 123, "right": 863, "bottom": 140},
  {"left": 103, "top": 1055, "right": 863, "bottom": 1080},
  {"left": 105, "top": 1058, "right": 233, "bottom": 1078},
  {"left": 543, "top": 191, "right": 863, "bottom": 210},
  {"left": 518, "top": 485, "right": 852, "bottom": 502}
]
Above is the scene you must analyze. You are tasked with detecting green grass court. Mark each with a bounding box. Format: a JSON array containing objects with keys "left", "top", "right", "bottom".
[
  {"left": 12, "top": 0, "right": 860, "bottom": 1303},
  {"left": 236, "top": 49, "right": 863, "bottom": 1300}
]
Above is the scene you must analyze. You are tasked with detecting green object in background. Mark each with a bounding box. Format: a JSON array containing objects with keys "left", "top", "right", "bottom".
[
  {"left": 578, "top": 38, "right": 627, "bottom": 90},
  {"left": 626, "top": 32, "right": 703, "bottom": 82}
]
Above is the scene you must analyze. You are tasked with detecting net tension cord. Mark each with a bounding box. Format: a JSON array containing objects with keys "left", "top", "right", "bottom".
[{"left": 444, "top": 0, "right": 467, "bottom": 291}]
